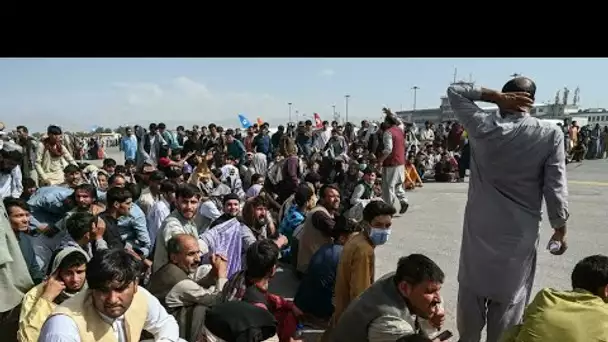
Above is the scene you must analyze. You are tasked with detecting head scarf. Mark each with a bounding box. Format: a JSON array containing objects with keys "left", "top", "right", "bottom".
[{"left": 48, "top": 246, "right": 89, "bottom": 303}]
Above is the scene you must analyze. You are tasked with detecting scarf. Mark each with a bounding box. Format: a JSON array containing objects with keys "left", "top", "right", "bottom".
[
  {"left": 200, "top": 218, "right": 243, "bottom": 279},
  {"left": 49, "top": 246, "right": 89, "bottom": 304}
]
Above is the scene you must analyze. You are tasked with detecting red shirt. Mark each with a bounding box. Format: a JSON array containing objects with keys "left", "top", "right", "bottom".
[{"left": 158, "top": 157, "right": 172, "bottom": 168}]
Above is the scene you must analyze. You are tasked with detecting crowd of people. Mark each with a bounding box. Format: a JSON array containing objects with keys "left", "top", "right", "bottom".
[
  {"left": 560, "top": 120, "right": 608, "bottom": 162},
  {"left": 0, "top": 76, "right": 606, "bottom": 342}
]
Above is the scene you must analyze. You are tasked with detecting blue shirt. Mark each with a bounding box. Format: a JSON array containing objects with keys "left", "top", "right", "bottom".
[
  {"left": 121, "top": 135, "right": 138, "bottom": 161},
  {"left": 294, "top": 243, "right": 343, "bottom": 319},
  {"left": 117, "top": 204, "right": 151, "bottom": 257}
]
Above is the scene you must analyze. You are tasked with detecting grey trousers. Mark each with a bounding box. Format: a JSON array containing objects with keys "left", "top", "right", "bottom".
[
  {"left": 381, "top": 164, "right": 407, "bottom": 208},
  {"left": 456, "top": 283, "right": 530, "bottom": 342}
]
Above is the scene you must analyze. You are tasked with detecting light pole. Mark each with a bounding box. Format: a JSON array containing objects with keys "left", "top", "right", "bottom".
[
  {"left": 345, "top": 95, "right": 350, "bottom": 124},
  {"left": 295, "top": 110, "right": 299, "bottom": 121},
  {"left": 288, "top": 102, "right": 292, "bottom": 122},
  {"left": 332, "top": 104, "right": 336, "bottom": 116},
  {"left": 412, "top": 86, "right": 419, "bottom": 112}
]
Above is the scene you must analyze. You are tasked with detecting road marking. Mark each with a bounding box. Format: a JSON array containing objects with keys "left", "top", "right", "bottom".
[{"left": 569, "top": 180, "right": 608, "bottom": 186}]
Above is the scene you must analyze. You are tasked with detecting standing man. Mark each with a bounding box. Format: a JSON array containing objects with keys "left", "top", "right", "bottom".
[
  {"left": 16, "top": 126, "right": 39, "bottom": 186},
  {"left": 447, "top": 77, "right": 569, "bottom": 342},
  {"left": 120, "top": 126, "right": 138, "bottom": 162},
  {"left": 377, "top": 108, "right": 408, "bottom": 214}
]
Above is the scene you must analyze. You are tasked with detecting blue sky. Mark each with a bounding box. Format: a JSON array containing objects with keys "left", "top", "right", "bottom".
[{"left": 0, "top": 58, "right": 606, "bottom": 132}]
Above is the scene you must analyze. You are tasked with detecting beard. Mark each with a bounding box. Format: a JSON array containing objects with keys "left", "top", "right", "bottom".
[{"left": 255, "top": 216, "right": 267, "bottom": 228}]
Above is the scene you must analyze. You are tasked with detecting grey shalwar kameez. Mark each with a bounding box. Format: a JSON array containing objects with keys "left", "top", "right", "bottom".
[{"left": 447, "top": 85, "right": 569, "bottom": 342}]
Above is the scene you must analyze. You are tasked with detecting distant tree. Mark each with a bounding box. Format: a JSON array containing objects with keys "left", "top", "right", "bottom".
[
  {"left": 32, "top": 132, "right": 43, "bottom": 139},
  {"left": 114, "top": 126, "right": 127, "bottom": 135},
  {"left": 103, "top": 128, "right": 113, "bottom": 134},
  {"left": 94, "top": 127, "right": 104, "bottom": 134}
]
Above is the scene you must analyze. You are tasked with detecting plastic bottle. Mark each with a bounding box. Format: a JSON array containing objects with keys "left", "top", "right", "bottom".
[{"left": 293, "top": 323, "right": 304, "bottom": 339}]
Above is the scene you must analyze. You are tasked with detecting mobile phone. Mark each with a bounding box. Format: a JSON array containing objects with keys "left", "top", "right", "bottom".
[{"left": 436, "top": 330, "right": 453, "bottom": 341}]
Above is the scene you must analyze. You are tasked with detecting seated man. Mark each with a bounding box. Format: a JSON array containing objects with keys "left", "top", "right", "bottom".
[
  {"left": 18, "top": 247, "right": 89, "bottom": 342},
  {"left": 278, "top": 185, "right": 315, "bottom": 264},
  {"left": 293, "top": 216, "right": 359, "bottom": 327},
  {"left": 39, "top": 249, "right": 181, "bottom": 342},
  {"left": 327, "top": 200, "right": 397, "bottom": 336},
  {"left": 54, "top": 184, "right": 105, "bottom": 233},
  {"left": 34, "top": 184, "right": 104, "bottom": 271},
  {"left": 433, "top": 152, "right": 456, "bottom": 183},
  {"left": 152, "top": 184, "right": 207, "bottom": 273},
  {"left": 501, "top": 254, "right": 608, "bottom": 342},
  {"left": 59, "top": 211, "right": 108, "bottom": 259},
  {"left": 97, "top": 187, "right": 131, "bottom": 251},
  {"left": 148, "top": 234, "right": 229, "bottom": 342},
  {"left": 331, "top": 254, "right": 445, "bottom": 342},
  {"left": 4, "top": 198, "right": 44, "bottom": 285},
  {"left": 115, "top": 182, "right": 152, "bottom": 259},
  {"left": 209, "top": 193, "right": 241, "bottom": 229},
  {"left": 221, "top": 240, "right": 303, "bottom": 342}
]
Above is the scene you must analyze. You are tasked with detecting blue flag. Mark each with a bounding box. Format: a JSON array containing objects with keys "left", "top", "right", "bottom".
[{"left": 238, "top": 114, "right": 252, "bottom": 128}]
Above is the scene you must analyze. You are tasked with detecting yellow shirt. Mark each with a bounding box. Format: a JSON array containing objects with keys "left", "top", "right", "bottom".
[
  {"left": 320, "top": 232, "right": 375, "bottom": 342},
  {"left": 501, "top": 288, "right": 608, "bottom": 342},
  {"left": 18, "top": 283, "right": 56, "bottom": 342},
  {"left": 332, "top": 232, "right": 375, "bottom": 323}
]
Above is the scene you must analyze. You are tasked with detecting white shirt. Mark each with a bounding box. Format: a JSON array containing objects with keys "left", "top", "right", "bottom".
[
  {"left": 147, "top": 198, "right": 171, "bottom": 248},
  {"left": 220, "top": 164, "right": 239, "bottom": 180},
  {"left": 138, "top": 187, "right": 158, "bottom": 216},
  {"left": 38, "top": 286, "right": 180, "bottom": 342},
  {"left": 198, "top": 200, "right": 222, "bottom": 222},
  {"left": 314, "top": 128, "right": 331, "bottom": 150},
  {"left": 0, "top": 165, "right": 23, "bottom": 199}
]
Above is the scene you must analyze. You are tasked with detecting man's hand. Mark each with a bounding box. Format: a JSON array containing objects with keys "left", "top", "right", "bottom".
[
  {"left": 37, "top": 224, "right": 50, "bottom": 234},
  {"left": 42, "top": 225, "right": 59, "bottom": 237},
  {"left": 548, "top": 227, "right": 568, "bottom": 255},
  {"left": 41, "top": 272, "right": 66, "bottom": 302},
  {"left": 429, "top": 305, "right": 445, "bottom": 330},
  {"left": 125, "top": 248, "right": 143, "bottom": 260},
  {"left": 93, "top": 217, "right": 106, "bottom": 240},
  {"left": 274, "top": 235, "right": 288, "bottom": 248},
  {"left": 211, "top": 254, "right": 229, "bottom": 279},
  {"left": 495, "top": 91, "right": 534, "bottom": 112}
]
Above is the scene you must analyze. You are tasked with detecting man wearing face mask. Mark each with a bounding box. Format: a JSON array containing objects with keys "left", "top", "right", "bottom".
[
  {"left": 331, "top": 254, "right": 446, "bottom": 342},
  {"left": 320, "top": 200, "right": 396, "bottom": 342}
]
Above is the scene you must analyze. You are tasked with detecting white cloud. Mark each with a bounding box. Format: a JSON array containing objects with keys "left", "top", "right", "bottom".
[
  {"left": 319, "top": 68, "right": 335, "bottom": 77},
  {"left": 103, "top": 77, "right": 285, "bottom": 128}
]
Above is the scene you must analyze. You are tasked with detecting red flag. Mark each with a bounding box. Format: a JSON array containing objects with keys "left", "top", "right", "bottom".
[{"left": 313, "top": 113, "right": 323, "bottom": 128}]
